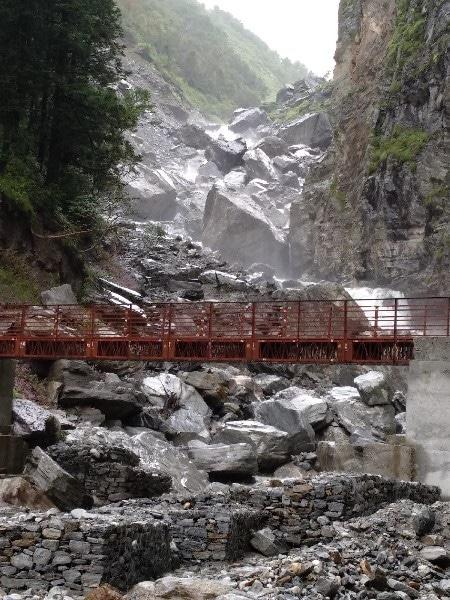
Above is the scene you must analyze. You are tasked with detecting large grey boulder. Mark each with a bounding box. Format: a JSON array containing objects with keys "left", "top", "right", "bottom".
[
  {"left": 202, "top": 183, "right": 287, "bottom": 269},
  {"left": 180, "top": 369, "right": 232, "bottom": 408},
  {"left": 24, "top": 448, "right": 92, "bottom": 510},
  {"left": 270, "top": 387, "right": 329, "bottom": 430},
  {"left": 279, "top": 112, "right": 333, "bottom": 150},
  {"left": 54, "top": 361, "right": 142, "bottom": 421},
  {"left": 354, "top": 371, "right": 389, "bottom": 406},
  {"left": 0, "top": 477, "right": 55, "bottom": 510},
  {"left": 127, "top": 165, "right": 178, "bottom": 220},
  {"left": 198, "top": 270, "right": 248, "bottom": 290},
  {"left": 205, "top": 135, "right": 247, "bottom": 174},
  {"left": 41, "top": 284, "right": 77, "bottom": 306},
  {"left": 327, "top": 386, "right": 396, "bottom": 439},
  {"left": 12, "top": 399, "right": 61, "bottom": 447},
  {"left": 213, "top": 421, "right": 292, "bottom": 471},
  {"left": 128, "top": 576, "right": 233, "bottom": 600},
  {"left": 243, "top": 149, "right": 277, "bottom": 181},
  {"left": 188, "top": 442, "right": 258, "bottom": 477},
  {"left": 177, "top": 124, "right": 212, "bottom": 149},
  {"left": 256, "top": 136, "right": 289, "bottom": 158},
  {"left": 229, "top": 108, "right": 271, "bottom": 134},
  {"left": 253, "top": 398, "right": 315, "bottom": 453}
]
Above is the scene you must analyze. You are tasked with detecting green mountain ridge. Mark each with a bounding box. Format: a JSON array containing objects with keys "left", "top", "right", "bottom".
[{"left": 117, "top": 0, "right": 309, "bottom": 118}]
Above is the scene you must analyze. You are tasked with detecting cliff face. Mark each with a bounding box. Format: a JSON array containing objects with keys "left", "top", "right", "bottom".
[{"left": 290, "top": 0, "right": 449, "bottom": 292}]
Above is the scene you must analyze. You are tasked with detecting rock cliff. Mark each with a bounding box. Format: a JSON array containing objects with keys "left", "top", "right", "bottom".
[{"left": 290, "top": 0, "right": 449, "bottom": 292}]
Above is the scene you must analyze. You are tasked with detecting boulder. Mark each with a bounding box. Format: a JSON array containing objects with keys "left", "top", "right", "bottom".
[
  {"left": 187, "top": 442, "right": 258, "bottom": 477},
  {"left": 327, "top": 386, "right": 396, "bottom": 439},
  {"left": 419, "top": 546, "right": 449, "bottom": 565},
  {"left": 223, "top": 168, "right": 247, "bottom": 190},
  {"left": 279, "top": 112, "right": 333, "bottom": 149},
  {"left": 12, "top": 399, "right": 61, "bottom": 446},
  {"left": 205, "top": 135, "right": 247, "bottom": 174},
  {"left": 23, "top": 447, "right": 92, "bottom": 510},
  {"left": 127, "top": 165, "right": 178, "bottom": 220},
  {"left": 197, "top": 161, "right": 221, "bottom": 182},
  {"left": 229, "top": 108, "right": 271, "bottom": 134},
  {"left": 66, "top": 427, "right": 209, "bottom": 494},
  {"left": 198, "top": 270, "right": 248, "bottom": 290},
  {"left": 253, "top": 398, "right": 315, "bottom": 452},
  {"left": 181, "top": 369, "right": 231, "bottom": 407},
  {"left": 270, "top": 387, "right": 329, "bottom": 429},
  {"left": 0, "top": 477, "right": 55, "bottom": 510},
  {"left": 273, "top": 462, "right": 306, "bottom": 479},
  {"left": 250, "top": 528, "right": 288, "bottom": 557},
  {"left": 213, "top": 420, "right": 292, "bottom": 471},
  {"left": 252, "top": 374, "right": 290, "bottom": 396},
  {"left": 413, "top": 507, "right": 436, "bottom": 537},
  {"left": 273, "top": 155, "right": 300, "bottom": 174},
  {"left": 243, "top": 149, "right": 277, "bottom": 181},
  {"left": 127, "top": 576, "right": 232, "bottom": 600},
  {"left": 202, "top": 183, "right": 287, "bottom": 269},
  {"left": 395, "top": 412, "right": 406, "bottom": 433},
  {"left": 354, "top": 371, "right": 389, "bottom": 406},
  {"left": 41, "top": 284, "right": 77, "bottom": 306},
  {"left": 177, "top": 124, "right": 212, "bottom": 149},
  {"left": 256, "top": 136, "right": 289, "bottom": 158}
]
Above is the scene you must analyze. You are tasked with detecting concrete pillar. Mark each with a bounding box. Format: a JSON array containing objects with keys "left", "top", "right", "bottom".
[
  {"left": 0, "top": 359, "right": 15, "bottom": 433},
  {"left": 407, "top": 338, "right": 450, "bottom": 498}
]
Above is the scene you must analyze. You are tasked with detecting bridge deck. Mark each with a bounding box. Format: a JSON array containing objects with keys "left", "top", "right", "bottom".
[{"left": 0, "top": 298, "right": 449, "bottom": 365}]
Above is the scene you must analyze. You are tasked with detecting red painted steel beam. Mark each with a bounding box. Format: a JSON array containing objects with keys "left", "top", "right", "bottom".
[{"left": 0, "top": 298, "right": 448, "bottom": 364}]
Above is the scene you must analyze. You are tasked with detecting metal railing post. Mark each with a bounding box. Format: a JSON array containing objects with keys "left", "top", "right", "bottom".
[{"left": 393, "top": 298, "right": 398, "bottom": 365}]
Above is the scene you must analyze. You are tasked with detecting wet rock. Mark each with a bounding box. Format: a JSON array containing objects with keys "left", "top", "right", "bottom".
[
  {"left": 279, "top": 112, "right": 333, "bottom": 150},
  {"left": 213, "top": 420, "right": 292, "bottom": 471},
  {"left": 187, "top": 442, "right": 258, "bottom": 478},
  {"left": 354, "top": 371, "right": 389, "bottom": 406},
  {"left": 12, "top": 399, "right": 60, "bottom": 447},
  {"left": 23, "top": 447, "right": 92, "bottom": 511},
  {"left": 41, "top": 284, "right": 77, "bottom": 305},
  {"left": 178, "top": 124, "right": 212, "bottom": 149},
  {"left": 205, "top": 136, "right": 247, "bottom": 174},
  {"left": 229, "top": 108, "right": 271, "bottom": 134},
  {"left": 256, "top": 135, "right": 289, "bottom": 158},
  {"left": 250, "top": 528, "right": 288, "bottom": 557},
  {"left": 243, "top": 149, "right": 277, "bottom": 181}
]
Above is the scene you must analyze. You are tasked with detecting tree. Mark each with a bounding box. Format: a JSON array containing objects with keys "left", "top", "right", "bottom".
[{"left": 0, "top": 0, "right": 148, "bottom": 244}]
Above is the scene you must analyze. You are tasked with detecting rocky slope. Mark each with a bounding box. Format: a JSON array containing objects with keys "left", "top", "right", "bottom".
[{"left": 290, "top": 0, "right": 449, "bottom": 293}]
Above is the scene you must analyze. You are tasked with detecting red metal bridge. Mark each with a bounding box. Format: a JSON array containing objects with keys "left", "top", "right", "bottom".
[{"left": 0, "top": 297, "right": 449, "bottom": 365}]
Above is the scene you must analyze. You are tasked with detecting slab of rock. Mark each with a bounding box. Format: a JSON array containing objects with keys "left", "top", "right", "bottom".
[
  {"left": 12, "top": 399, "right": 61, "bottom": 446},
  {"left": 270, "top": 387, "right": 329, "bottom": 429},
  {"left": 354, "top": 371, "right": 389, "bottom": 405},
  {"left": 205, "top": 135, "right": 247, "bottom": 174},
  {"left": 250, "top": 527, "right": 288, "bottom": 556},
  {"left": 127, "top": 165, "right": 178, "bottom": 220},
  {"left": 243, "top": 148, "right": 277, "bottom": 181},
  {"left": 327, "top": 386, "right": 396, "bottom": 439},
  {"left": 41, "top": 284, "right": 77, "bottom": 305},
  {"left": 178, "top": 124, "right": 212, "bottom": 149},
  {"left": 229, "top": 107, "right": 270, "bottom": 134},
  {"left": 181, "top": 369, "right": 231, "bottom": 407},
  {"left": 252, "top": 374, "right": 290, "bottom": 396},
  {"left": 202, "top": 183, "right": 287, "bottom": 269},
  {"left": 256, "top": 135, "right": 289, "bottom": 158},
  {"left": 279, "top": 112, "right": 332, "bottom": 149},
  {"left": 213, "top": 420, "right": 292, "bottom": 471},
  {"left": 23, "top": 447, "right": 92, "bottom": 510},
  {"left": 198, "top": 270, "right": 248, "bottom": 290},
  {"left": 188, "top": 442, "right": 258, "bottom": 477}
]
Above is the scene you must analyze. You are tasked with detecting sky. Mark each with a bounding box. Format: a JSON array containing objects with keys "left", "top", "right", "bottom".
[{"left": 201, "top": 0, "right": 340, "bottom": 76}]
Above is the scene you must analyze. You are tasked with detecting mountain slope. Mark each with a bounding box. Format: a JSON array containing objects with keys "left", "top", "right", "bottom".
[{"left": 117, "top": 0, "right": 308, "bottom": 118}]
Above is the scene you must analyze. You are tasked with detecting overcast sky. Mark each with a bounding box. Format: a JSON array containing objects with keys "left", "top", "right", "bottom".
[{"left": 201, "top": 0, "right": 340, "bottom": 76}]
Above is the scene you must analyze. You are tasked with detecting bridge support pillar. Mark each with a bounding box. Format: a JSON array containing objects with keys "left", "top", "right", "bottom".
[
  {"left": 407, "top": 339, "right": 450, "bottom": 498},
  {"left": 0, "top": 359, "right": 26, "bottom": 474}
]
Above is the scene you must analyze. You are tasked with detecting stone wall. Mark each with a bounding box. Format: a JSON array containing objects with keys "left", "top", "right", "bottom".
[
  {"left": 0, "top": 509, "right": 171, "bottom": 594},
  {"left": 0, "top": 473, "right": 439, "bottom": 594}
]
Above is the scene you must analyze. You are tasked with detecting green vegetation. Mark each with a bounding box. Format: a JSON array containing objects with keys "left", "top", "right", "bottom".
[
  {"left": 117, "top": 0, "right": 308, "bottom": 118},
  {"left": 386, "top": 0, "right": 426, "bottom": 85},
  {"left": 330, "top": 178, "right": 347, "bottom": 209},
  {"left": 269, "top": 81, "right": 333, "bottom": 124},
  {"left": 0, "top": 250, "right": 54, "bottom": 303},
  {"left": 424, "top": 184, "right": 449, "bottom": 209},
  {"left": 0, "top": 0, "right": 148, "bottom": 248},
  {"left": 369, "top": 126, "right": 429, "bottom": 173}
]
